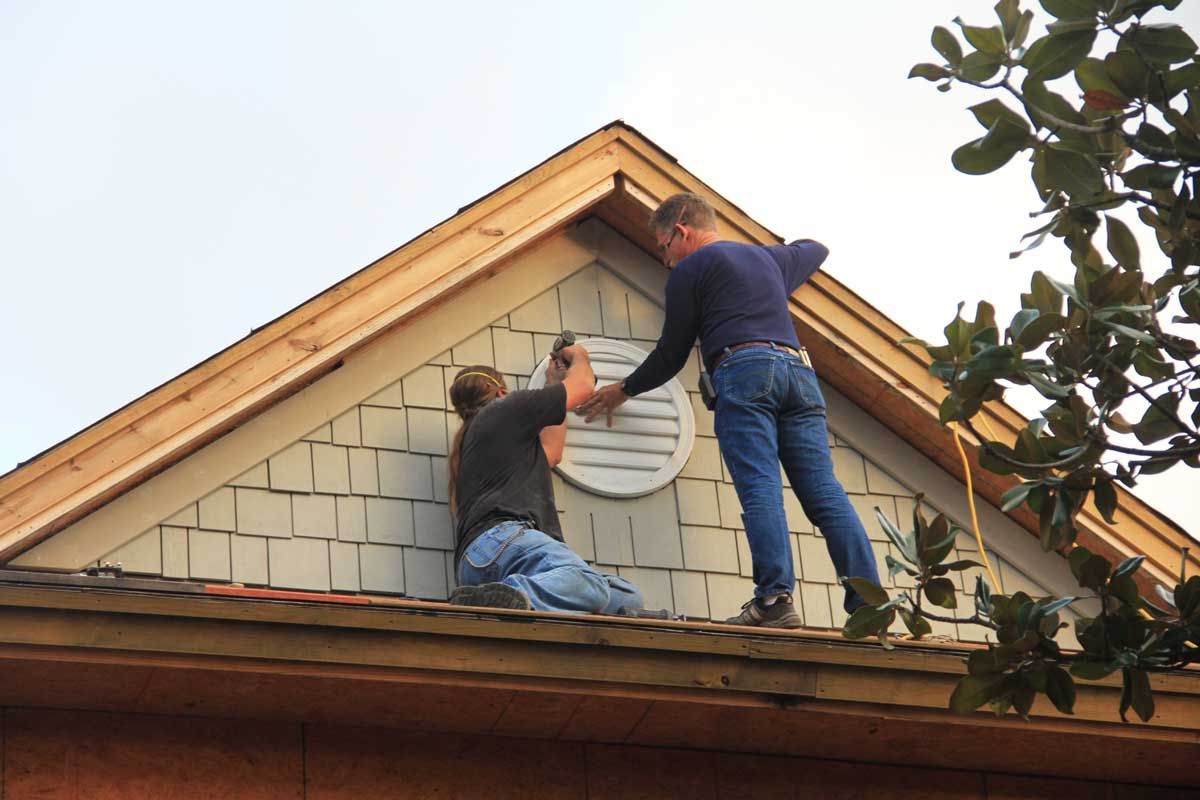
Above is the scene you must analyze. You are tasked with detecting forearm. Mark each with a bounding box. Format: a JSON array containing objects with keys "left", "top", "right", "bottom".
[
  {"left": 561, "top": 352, "right": 595, "bottom": 409},
  {"left": 539, "top": 423, "right": 567, "bottom": 468}
]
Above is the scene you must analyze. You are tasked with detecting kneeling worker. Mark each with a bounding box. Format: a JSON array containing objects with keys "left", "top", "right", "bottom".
[{"left": 447, "top": 345, "right": 645, "bottom": 614}]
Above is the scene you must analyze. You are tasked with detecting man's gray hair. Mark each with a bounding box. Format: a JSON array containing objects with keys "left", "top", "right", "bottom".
[{"left": 650, "top": 192, "right": 717, "bottom": 234}]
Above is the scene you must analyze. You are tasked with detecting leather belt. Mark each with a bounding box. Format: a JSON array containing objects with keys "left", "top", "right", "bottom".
[{"left": 712, "top": 341, "right": 811, "bottom": 370}]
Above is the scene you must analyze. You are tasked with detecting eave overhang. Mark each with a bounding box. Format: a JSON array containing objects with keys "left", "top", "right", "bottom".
[{"left": 0, "top": 583, "right": 1195, "bottom": 787}]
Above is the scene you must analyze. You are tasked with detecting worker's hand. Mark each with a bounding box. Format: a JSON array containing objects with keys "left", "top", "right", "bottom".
[
  {"left": 556, "top": 343, "right": 587, "bottom": 366},
  {"left": 544, "top": 354, "right": 568, "bottom": 385},
  {"left": 575, "top": 382, "right": 629, "bottom": 428}
]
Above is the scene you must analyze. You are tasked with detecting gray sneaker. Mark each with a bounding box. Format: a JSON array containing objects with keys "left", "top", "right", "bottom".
[
  {"left": 723, "top": 595, "right": 803, "bottom": 629},
  {"left": 449, "top": 582, "right": 532, "bottom": 610}
]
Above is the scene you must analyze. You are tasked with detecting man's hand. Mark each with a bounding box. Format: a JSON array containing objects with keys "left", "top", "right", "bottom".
[
  {"left": 575, "top": 381, "right": 630, "bottom": 428},
  {"left": 544, "top": 354, "right": 569, "bottom": 386}
]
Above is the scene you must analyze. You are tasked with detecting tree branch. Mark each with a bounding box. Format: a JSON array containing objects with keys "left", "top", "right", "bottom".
[{"left": 1100, "top": 356, "right": 1200, "bottom": 442}]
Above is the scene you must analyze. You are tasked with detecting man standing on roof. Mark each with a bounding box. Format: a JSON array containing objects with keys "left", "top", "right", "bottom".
[
  {"left": 576, "top": 192, "right": 880, "bottom": 628},
  {"left": 446, "top": 346, "right": 645, "bottom": 615}
]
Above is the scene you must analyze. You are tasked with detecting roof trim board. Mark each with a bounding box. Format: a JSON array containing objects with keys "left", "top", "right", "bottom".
[
  {"left": 1, "top": 583, "right": 1198, "bottom": 733},
  {"left": 11, "top": 230, "right": 602, "bottom": 569},
  {"left": 2, "top": 122, "right": 1194, "bottom": 589}
]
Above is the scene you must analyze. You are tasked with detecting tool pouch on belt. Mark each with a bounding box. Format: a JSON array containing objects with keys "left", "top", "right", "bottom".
[{"left": 698, "top": 372, "right": 717, "bottom": 411}]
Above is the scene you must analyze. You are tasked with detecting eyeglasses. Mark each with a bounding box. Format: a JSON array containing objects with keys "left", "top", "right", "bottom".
[
  {"left": 656, "top": 227, "right": 681, "bottom": 259},
  {"left": 656, "top": 207, "right": 687, "bottom": 261}
]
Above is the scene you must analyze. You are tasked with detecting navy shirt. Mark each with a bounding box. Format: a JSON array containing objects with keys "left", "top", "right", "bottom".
[{"left": 622, "top": 240, "right": 828, "bottom": 396}]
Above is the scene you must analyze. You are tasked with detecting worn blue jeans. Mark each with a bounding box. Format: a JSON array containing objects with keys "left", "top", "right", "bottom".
[
  {"left": 457, "top": 520, "right": 644, "bottom": 615},
  {"left": 714, "top": 345, "right": 880, "bottom": 611}
]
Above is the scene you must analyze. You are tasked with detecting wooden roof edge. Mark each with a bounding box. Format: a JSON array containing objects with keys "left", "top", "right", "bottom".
[
  {"left": 0, "top": 127, "right": 627, "bottom": 556},
  {"left": 3, "top": 583, "right": 1199, "bottom": 735},
  {"left": 1, "top": 582, "right": 1197, "bottom": 694},
  {"left": 0, "top": 124, "right": 624, "bottom": 498}
]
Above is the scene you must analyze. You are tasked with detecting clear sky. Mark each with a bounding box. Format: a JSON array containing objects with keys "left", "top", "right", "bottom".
[{"left": 2, "top": 1, "right": 1197, "bottom": 538}]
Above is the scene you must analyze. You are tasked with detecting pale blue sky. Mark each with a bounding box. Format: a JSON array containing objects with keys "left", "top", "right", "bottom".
[{"left": 2, "top": 1, "right": 1197, "bottom": 536}]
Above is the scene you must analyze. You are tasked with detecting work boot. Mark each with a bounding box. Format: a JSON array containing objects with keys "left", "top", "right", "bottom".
[
  {"left": 449, "top": 582, "right": 532, "bottom": 610},
  {"left": 723, "top": 594, "right": 802, "bottom": 629}
]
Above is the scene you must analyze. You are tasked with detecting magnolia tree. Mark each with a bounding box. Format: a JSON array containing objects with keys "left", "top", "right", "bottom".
[{"left": 841, "top": 0, "right": 1200, "bottom": 723}]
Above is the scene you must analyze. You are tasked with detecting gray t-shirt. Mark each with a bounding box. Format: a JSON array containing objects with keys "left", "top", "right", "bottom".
[{"left": 452, "top": 383, "right": 566, "bottom": 566}]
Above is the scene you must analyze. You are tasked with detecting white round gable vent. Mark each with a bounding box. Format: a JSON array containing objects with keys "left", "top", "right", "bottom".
[{"left": 528, "top": 338, "right": 695, "bottom": 498}]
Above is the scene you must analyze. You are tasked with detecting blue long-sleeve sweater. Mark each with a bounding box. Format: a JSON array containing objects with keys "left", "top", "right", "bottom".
[{"left": 622, "top": 239, "right": 829, "bottom": 397}]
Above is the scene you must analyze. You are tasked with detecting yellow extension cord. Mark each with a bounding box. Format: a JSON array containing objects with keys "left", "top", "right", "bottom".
[
  {"left": 950, "top": 421, "right": 1002, "bottom": 590},
  {"left": 953, "top": 416, "right": 1195, "bottom": 647}
]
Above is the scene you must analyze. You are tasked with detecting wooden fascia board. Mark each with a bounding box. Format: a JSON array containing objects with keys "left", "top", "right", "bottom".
[
  {"left": 0, "top": 131, "right": 624, "bottom": 562},
  {"left": 1, "top": 585, "right": 1198, "bottom": 734},
  {"left": 607, "top": 129, "right": 1197, "bottom": 587}
]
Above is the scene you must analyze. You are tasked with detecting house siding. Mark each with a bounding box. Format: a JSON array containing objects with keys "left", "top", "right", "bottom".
[{"left": 92, "top": 240, "right": 1076, "bottom": 642}]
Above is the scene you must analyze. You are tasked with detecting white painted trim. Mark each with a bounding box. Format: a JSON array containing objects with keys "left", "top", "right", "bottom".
[{"left": 528, "top": 339, "right": 695, "bottom": 498}]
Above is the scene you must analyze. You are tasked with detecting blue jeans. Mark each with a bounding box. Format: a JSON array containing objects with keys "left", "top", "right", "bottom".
[
  {"left": 457, "top": 520, "right": 644, "bottom": 614},
  {"left": 714, "top": 345, "right": 880, "bottom": 611}
]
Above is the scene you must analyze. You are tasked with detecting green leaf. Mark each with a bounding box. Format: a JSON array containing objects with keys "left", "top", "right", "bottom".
[
  {"left": 932, "top": 26, "right": 964, "bottom": 66},
  {"left": 1079, "top": 553, "right": 1111, "bottom": 591},
  {"left": 1045, "top": 665, "right": 1077, "bottom": 714},
  {"left": 1113, "top": 555, "right": 1146, "bottom": 579},
  {"left": 1000, "top": 482, "right": 1034, "bottom": 511},
  {"left": 1071, "top": 658, "right": 1116, "bottom": 680},
  {"left": 1122, "top": 668, "right": 1155, "bottom": 722},
  {"left": 955, "top": 129, "right": 1026, "bottom": 177},
  {"left": 924, "top": 577, "right": 958, "bottom": 609},
  {"left": 969, "top": 99, "right": 1030, "bottom": 133},
  {"left": 1102, "top": 321, "right": 1156, "bottom": 345},
  {"left": 1026, "top": 371, "right": 1072, "bottom": 399},
  {"left": 1067, "top": 546, "right": 1092, "bottom": 582},
  {"left": 910, "top": 63, "right": 954, "bottom": 81},
  {"left": 1016, "top": 312, "right": 1065, "bottom": 348},
  {"left": 845, "top": 577, "right": 890, "bottom": 607},
  {"left": 1121, "top": 164, "right": 1180, "bottom": 191},
  {"left": 967, "top": 648, "right": 1009, "bottom": 677},
  {"left": 1023, "top": 30, "right": 1097, "bottom": 81},
  {"left": 1124, "top": 24, "right": 1197, "bottom": 66},
  {"left": 1039, "top": 596, "right": 1076, "bottom": 616},
  {"left": 1105, "top": 49, "right": 1151, "bottom": 101},
  {"left": 949, "top": 674, "right": 1007, "bottom": 714},
  {"left": 942, "top": 559, "right": 984, "bottom": 572},
  {"left": 1093, "top": 479, "right": 1118, "bottom": 523},
  {"left": 1133, "top": 392, "right": 1183, "bottom": 444},
  {"left": 1012, "top": 10, "right": 1035, "bottom": 49},
  {"left": 1039, "top": 0, "right": 1096, "bottom": 19},
  {"left": 1022, "top": 77, "right": 1087, "bottom": 131},
  {"left": 1075, "top": 57, "right": 1127, "bottom": 99},
  {"left": 885, "top": 554, "right": 912, "bottom": 580},
  {"left": 897, "top": 607, "right": 933, "bottom": 639},
  {"left": 1165, "top": 63, "right": 1200, "bottom": 99},
  {"left": 960, "top": 50, "right": 1004, "bottom": 82},
  {"left": 842, "top": 604, "right": 896, "bottom": 640},
  {"left": 1043, "top": 146, "right": 1104, "bottom": 198},
  {"left": 1110, "top": 574, "right": 1140, "bottom": 606},
  {"left": 876, "top": 507, "right": 917, "bottom": 564},
  {"left": 954, "top": 17, "right": 1008, "bottom": 56},
  {"left": 1028, "top": 271, "right": 1064, "bottom": 314},
  {"left": 974, "top": 575, "right": 993, "bottom": 617},
  {"left": 1104, "top": 215, "right": 1141, "bottom": 270},
  {"left": 995, "top": 0, "right": 1020, "bottom": 40}
]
